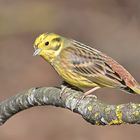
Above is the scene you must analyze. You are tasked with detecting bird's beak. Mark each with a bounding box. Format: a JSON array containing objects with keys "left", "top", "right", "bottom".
[{"left": 33, "top": 48, "right": 42, "bottom": 56}]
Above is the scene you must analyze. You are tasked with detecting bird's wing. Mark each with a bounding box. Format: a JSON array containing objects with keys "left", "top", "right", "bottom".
[{"left": 60, "top": 40, "right": 127, "bottom": 88}]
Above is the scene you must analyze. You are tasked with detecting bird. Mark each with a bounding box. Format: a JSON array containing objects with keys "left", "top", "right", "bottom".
[{"left": 33, "top": 32, "right": 140, "bottom": 98}]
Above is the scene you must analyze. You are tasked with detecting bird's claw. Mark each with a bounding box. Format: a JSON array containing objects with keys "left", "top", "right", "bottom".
[{"left": 75, "top": 94, "right": 97, "bottom": 110}]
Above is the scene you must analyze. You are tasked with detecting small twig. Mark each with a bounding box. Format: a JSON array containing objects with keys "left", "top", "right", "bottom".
[{"left": 0, "top": 86, "right": 140, "bottom": 125}]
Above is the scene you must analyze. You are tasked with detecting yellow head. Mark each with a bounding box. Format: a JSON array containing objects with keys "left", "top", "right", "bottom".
[{"left": 33, "top": 33, "right": 64, "bottom": 63}]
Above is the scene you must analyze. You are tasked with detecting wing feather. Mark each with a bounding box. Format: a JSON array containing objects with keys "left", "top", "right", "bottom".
[{"left": 59, "top": 40, "right": 126, "bottom": 88}]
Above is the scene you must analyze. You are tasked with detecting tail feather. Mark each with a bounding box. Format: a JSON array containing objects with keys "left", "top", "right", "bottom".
[{"left": 128, "top": 86, "right": 140, "bottom": 95}]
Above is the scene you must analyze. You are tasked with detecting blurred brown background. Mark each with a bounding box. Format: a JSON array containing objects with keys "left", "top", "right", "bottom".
[{"left": 0, "top": 0, "right": 140, "bottom": 140}]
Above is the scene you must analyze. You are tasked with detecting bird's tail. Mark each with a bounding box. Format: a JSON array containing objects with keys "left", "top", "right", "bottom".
[
  {"left": 128, "top": 85, "right": 140, "bottom": 95},
  {"left": 131, "top": 86, "right": 140, "bottom": 94}
]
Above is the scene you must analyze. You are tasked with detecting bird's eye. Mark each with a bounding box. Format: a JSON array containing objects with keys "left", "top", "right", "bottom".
[{"left": 45, "top": 41, "right": 49, "bottom": 46}]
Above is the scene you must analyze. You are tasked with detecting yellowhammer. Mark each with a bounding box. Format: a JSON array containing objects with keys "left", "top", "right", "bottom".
[{"left": 33, "top": 33, "right": 140, "bottom": 97}]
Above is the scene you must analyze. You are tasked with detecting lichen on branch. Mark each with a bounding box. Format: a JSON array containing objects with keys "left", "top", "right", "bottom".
[{"left": 0, "top": 86, "right": 140, "bottom": 125}]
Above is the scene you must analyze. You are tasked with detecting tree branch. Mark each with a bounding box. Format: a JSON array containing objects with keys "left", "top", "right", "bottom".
[{"left": 0, "top": 86, "right": 140, "bottom": 126}]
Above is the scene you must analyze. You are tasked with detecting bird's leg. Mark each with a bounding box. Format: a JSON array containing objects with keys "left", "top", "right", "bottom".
[
  {"left": 75, "top": 87, "right": 100, "bottom": 108},
  {"left": 82, "top": 87, "right": 100, "bottom": 99},
  {"left": 60, "top": 81, "right": 83, "bottom": 98}
]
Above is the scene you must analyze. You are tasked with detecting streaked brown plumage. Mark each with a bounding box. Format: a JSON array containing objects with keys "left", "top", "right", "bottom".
[{"left": 33, "top": 33, "right": 140, "bottom": 96}]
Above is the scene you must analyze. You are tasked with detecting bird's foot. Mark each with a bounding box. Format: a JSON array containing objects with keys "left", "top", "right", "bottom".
[
  {"left": 60, "top": 85, "right": 68, "bottom": 99},
  {"left": 60, "top": 81, "right": 84, "bottom": 99},
  {"left": 75, "top": 87, "right": 100, "bottom": 109}
]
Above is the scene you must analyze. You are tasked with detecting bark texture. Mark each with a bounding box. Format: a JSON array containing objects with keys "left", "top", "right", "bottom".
[{"left": 0, "top": 86, "right": 140, "bottom": 125}]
